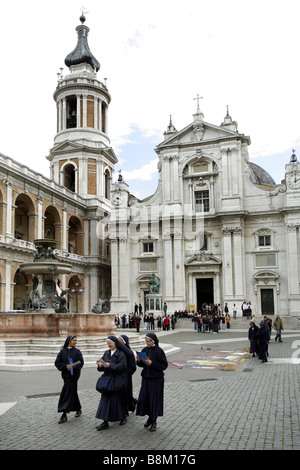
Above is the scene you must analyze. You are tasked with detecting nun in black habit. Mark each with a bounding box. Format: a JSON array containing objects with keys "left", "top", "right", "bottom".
[
  {"left": 95, "top": 335, "right": 128, "bottom": 430},
  {"left": 248, "top": 322, "right": 259, "bottom": 356},
  {"left": 136, "top": 332, "right": 168, "bottom": 432},
  {"left": 257, "top": 321, "right": 269, "bottom": 363},
  {"left": 54, "top": 335, "right": 84, "bottom": 424},
  {"left": 117, "top": 334, "right": 137, "bottom": 414}
]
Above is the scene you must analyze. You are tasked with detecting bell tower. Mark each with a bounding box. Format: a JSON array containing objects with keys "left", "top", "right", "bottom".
[{"left": 47, "top": 14, "right": 117, "bottom": 199}]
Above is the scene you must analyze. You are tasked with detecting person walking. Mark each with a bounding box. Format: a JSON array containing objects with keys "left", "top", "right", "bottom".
[
  {"left": 136, "top": 332, "right": 168, "bottom": 432},
  {"left": 273, "top": 315, "right": 284, "bottom": 342},
  {"left": 248, "top": 322, "right": 259, "bottom": 357},
  {"left": 55, "top": 335, "right": 84, "bottom": 424},
  {"left": 95, "top": 336, "right": 128, "bottom": 430},
  {"left": 117, "top": 334, "right": 137, "bottom": 415}
]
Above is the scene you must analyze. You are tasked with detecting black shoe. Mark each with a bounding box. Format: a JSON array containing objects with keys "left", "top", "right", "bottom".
[
  {"left": 75, "top": 410, "right": 82, "bottom": 418},
  {"left": 144, "top": 418, "right": 152, "bottom": 428},
  {"left": 58, "top": 415, "right": 67, "bottom": 424},
  {"left": 149, "top": 422, "right": 157, "bottom": 432},
  {"left": 96, "top": 421, "right": 109, "bottom": 431},
  {"left": 119, "top": 416, "right": 127, "bottom": 425}
]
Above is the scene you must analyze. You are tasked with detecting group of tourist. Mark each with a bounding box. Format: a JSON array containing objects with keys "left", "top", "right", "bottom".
[
  {"left": 115, "top": 312, "right": 178, "bottom": 332},
  {"left": 54, "top": 332, "right": 168, "bottom": 432},
  {"left": 248, "top": 315, "right": 284, "bottom": 363}
]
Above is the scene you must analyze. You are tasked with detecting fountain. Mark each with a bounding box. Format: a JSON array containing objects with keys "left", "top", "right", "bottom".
[
  {"left": 0, "top": 239, "right": 116, "bottom": 337},
  {"left": 20, "top": 239, "right": 72, "bottom": 313}
]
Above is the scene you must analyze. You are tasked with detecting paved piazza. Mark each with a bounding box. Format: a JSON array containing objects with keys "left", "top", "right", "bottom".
[{"left": 0, "top": 320, "right": 299, "bottom": 456}]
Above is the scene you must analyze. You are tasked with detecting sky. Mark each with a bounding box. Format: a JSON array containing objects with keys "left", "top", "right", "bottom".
[{"left": 1, "top": 0, "right": 300, "bottom": 199}]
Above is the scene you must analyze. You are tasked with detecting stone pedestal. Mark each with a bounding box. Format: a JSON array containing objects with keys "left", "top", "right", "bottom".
[{"left": 145, "top": 294, "right": 163, "bottom": 315}]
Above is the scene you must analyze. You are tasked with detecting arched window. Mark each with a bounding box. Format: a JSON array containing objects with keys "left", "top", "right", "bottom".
[
  {"left": 44, "top": 206, "right": 61, "bottom": 247},
  {"left": 66, "top": 95, "right": 77, "bottom": 129},
  {"left": 14, "top": 194, "right": 35, "bottom": 241},
  {"left": 63, "top": 163, "right": 76, "bottom": 192}
]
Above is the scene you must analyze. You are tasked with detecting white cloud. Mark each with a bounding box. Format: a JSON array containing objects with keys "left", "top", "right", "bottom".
[
  {"left": 0, "top": 0, "right": 299, "bottom": 194},
  {"left": 118, "top": 159, "right": 159, "bottom": 182}
]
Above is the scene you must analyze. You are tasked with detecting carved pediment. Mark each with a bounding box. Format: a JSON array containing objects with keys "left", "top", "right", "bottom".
[
  {"left": 185, "top": 252, "right": 221, "bottom": 266},
  {"left": 254, "top": 271, "right": 279, "bottom": 281},
  {"left": 157, "top": 120, "right": 249, "bottom": 150},
  {"left": 47, "top": 141, "right": 117, "bottom": 163}
]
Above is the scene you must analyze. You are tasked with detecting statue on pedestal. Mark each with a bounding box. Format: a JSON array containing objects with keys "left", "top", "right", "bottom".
[{"left": 149, "top": 273, "right": 160, "bottom": 294}]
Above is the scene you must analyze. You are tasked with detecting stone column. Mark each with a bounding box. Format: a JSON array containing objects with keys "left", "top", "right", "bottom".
[
  {"left": 5, "top": 261, "right": 11, "bottom": 311},
  {"left": 90, "top": 218, "right": 100, "bottom": 256},
  {"left": 188, "top": 272, "right": 193, "bottom": 309},
  {"left": 222, "top": 228, "right": 233, "bottom": 296},
  {"left": 83, "top": 94, "right": 87, "bottom": 127},
  {"left": 163, "top": 156, "right": 171, "bottom": 202},
  {"left": 163, "top": 232, "right": 173, "bottom": 298},
  {"left": 62, "top": 98, "right": 66, "bottom": 130},
  {"left": 5, "top": 182, "right": 13, "bottom": 240},
  {"left": 173, "top": 231, "right": 184, "bottom": 299},
  {"left": 62, "top": 208, "right": 68, "bottom": 252},
  {"left": 98, "top": 99, "right": 102, "bottom": 132},
  {"left": 94, "top": 96, "right": 98, "bottom": 129},
  {"left": 76, "top": 94, "right": 81, "bottom": 128},
  {"left": 110, "top": 237, "right": 119, "bottom": 300},
  {"left": 221, "top": 148, "right": 229, "bottom": 196},
  {"left": 118, "top": 237, "right": 129, "bottom": 299},
  {"left": 286, "top": 224, "right": 300, "bottom": 296},
  {"left": 232, "top": 227, "right": 244, "bottom": 297},
  {"left": 37, "top": 197, "right": 43, "bottom": 239},
  {"left": 172, "top": 156, "right": 179, "bottom": 202}
]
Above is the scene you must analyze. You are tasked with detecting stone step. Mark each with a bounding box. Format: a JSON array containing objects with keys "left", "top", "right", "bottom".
[{"left": 0, "top": 334, "right": 178, "bottom": 371}]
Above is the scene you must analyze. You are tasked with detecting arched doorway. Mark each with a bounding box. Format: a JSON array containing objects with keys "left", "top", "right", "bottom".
[
  {"left": 68, "top": 275, "right": 84, "bottom": 313},
  {"left": 13, "top": 269, "right": 29, "bottom": 310},
  {"left": 68, "top": 216, "right": 83, "bottom": 255}
]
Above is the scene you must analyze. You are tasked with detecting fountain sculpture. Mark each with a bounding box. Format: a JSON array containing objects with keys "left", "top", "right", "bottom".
[
  {"left": 0, "top": 239, "right": 115, "bottom": 337},
  {"left": 20, "top": 239, "right": 72, "bottom": 313}
]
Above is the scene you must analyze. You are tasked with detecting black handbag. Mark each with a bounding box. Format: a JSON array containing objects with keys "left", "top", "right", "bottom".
[{"left": 96, "top": 375, "right": 113, "bottom": 393}]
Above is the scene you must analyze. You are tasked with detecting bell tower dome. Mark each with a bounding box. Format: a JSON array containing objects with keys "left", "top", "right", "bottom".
[{"left": 47, "top": 14, "right": 117, "bottom": 199}]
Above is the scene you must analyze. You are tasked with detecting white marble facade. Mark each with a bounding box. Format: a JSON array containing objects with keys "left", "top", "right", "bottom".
[{"left": 109, "top": 109, "right": 300, "bottom": 318}]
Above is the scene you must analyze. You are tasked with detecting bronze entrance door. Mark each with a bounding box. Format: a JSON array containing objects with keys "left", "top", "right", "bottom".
[
  {"left": 196, "top": 278, "right": 214, "bottom": 311},
  {"left": 261, "top": 288, "right": 274, "bottom": 316}
]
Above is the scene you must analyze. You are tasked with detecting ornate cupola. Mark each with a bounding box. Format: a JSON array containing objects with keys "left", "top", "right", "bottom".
[
  {"left": 65, "top": 14, "right": 100, "bottom": 72},
  {"left": 47, "top": 14, "right": 117, "bottom": 199}
]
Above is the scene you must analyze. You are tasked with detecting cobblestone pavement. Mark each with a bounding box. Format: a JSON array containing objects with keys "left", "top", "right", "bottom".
[{"left": 0, "top": 322, "right": 299, "bottom": 455}]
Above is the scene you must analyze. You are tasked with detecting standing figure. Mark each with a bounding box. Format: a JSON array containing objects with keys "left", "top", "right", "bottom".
[
  {"left": 248, "top": 322, "right": 259, "bottom": 356},
  {"left": 55, "top": 335, "right": 84, "bottom": 424},
  {"left": 117, "top": 335, "right": 137, "bottom": 415},
  {"left": 256, "top": 321, "right": 269, "bottom": 363},
  {"left": 273, "top": 315, "right": 284, "bottom": 342},
  {"left": 95, "top": 336, "right": 128, "bottom": 430},
  {"left": 136, "top": 332, "right": 168, "bottom": 432}
]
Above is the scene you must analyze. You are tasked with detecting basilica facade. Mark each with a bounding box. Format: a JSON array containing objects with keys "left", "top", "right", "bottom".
[
  {"left": 109, "top": 109, "right": 300, "bottom": 319},
  {"left": 0, "top": 17, "right": 299, "bottom": 319}
]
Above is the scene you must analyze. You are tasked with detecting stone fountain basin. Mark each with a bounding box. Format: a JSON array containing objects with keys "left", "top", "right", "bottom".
[{"left": 20, "top": 262, "right": 72, "bottom": 275}]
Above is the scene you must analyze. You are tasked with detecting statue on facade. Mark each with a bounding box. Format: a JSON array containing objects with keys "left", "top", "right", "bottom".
[{"left": 149, "top": 273, "right": 160, "bottom": 294}]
